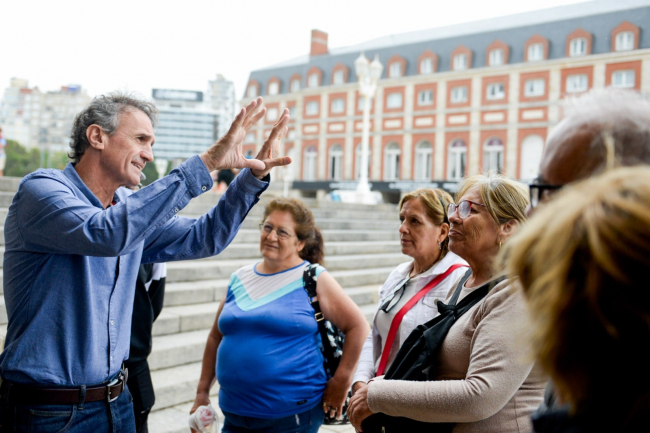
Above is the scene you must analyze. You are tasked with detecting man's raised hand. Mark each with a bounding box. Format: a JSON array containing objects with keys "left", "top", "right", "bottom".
[
  {"left": 250, "top": 108, "right": 292, "bottom": 179},
  {"left": 200, "top": 98, "right": 267, "bottom": 172}
]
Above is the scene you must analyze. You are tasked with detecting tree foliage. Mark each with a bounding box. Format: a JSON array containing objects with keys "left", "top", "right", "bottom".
[{"left": 3, "top": 140, "right": 70, "bottom": 177}]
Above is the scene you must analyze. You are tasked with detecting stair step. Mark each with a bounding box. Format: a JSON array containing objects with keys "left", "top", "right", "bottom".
[
  {"left": 165, "top": 254, "right": 404, "bottom": 283},
  {"left": 149, "top": 362, "right": 219, "bottom": 411},
  {"left": 153, "top": 302, "right": 220, "bottom": 337},
  {"left": 233, "top": 229, "right": 399, "bottom": 244},
  {"left": 149, "top": 329, "right": 209, "bottom": 371}
]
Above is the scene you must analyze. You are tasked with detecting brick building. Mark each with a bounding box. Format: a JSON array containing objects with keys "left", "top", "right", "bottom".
[{"left": 243, "top": 0, "right": 650, "bottom": 198}]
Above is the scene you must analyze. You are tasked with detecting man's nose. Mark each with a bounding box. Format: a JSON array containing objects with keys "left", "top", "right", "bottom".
[{"left": 142, "top": 145, "right": 154, "bottom": 163}]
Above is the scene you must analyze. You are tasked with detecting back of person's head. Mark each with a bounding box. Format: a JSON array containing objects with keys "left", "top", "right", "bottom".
[
  {"left": 561, "top": 88, "right": 650, "bottom": 176},
  {"left": 399, "top": 188, "right": 453, "bottom": 256},
  {"left": 263, "top": 197, "right": 324, "bottom": 264},
  {"left": 507, "top": 167, "right": 650, "bottom": 416},
  {"left": 69, "top": 92, "right": 158, "bottom": 163},
  {"left": 456, "top": 172, "right": 529, "bottom": 225}
]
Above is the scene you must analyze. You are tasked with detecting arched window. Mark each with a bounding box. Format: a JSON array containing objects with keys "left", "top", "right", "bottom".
[
  {"left": 520, "top": 135, "right": 544, "bottom": 180},
  {"left": 414, "top": 141, "right": 433, "bottom": 180},
  {"left": 483, "top": 137, "right": 504, "bottom": 173},
  {"left": 384, "top": 142, "right": 401, "bottom": 181},
  {"left": 355, "top": 143, "right": 371, "bottom": 179},
  {"left": 447, "top": 140, "right": 467, "bottom": 180},
  {"left": 303, "top": 146, "right": 317, "bottom": 181},
  {"left": 329, "top": 144, "right": 343, "bottom": 180},
  {"left": 290, "top": 79, "right": 300, "bottom": 92}
]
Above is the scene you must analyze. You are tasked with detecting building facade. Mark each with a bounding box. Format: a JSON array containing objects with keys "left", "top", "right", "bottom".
[
  {"left": 151, "top": 88, "right": 218, "bottom": 161},
  {"left": 206, "top": 74, "right": 237, "bottom": 139},
  {"left": 0, "top": 79, "right": 90, "bottom": 155},
  {"left": 243, "top": 0, "right": 650, "bottom": 196}
]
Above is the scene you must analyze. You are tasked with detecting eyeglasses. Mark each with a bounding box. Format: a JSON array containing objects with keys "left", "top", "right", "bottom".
[
  {"left": 379, "top": 276, "right": 411, "bottom": 313},
  {"left": 447, "top": 200, "right": 486, "bottom": 219},
  {"left": 259, "top": 223, "right": 295, "bottom": 240},
  {"left": 528, "top": 181, "right": 563, "bottom": 209}
]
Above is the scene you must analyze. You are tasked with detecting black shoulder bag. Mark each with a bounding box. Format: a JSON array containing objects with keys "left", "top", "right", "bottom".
[
  {"left": 303, "top": 263, "right": 350, "bottom": 425},
  {"left": 361, "top": 269, "right": 505, "bottom": 433}
]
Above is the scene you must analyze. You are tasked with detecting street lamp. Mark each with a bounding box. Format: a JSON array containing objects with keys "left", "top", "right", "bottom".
[
  {"left": 355, "top": 53, "right": 383, "bottom": 202},
  {"left": 154, "top": 158, "right": 168, "bottom": 181}
]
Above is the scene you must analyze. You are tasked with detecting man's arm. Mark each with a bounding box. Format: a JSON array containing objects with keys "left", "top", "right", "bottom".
[{"left": 139, "top": 167, "right": 268, "bottom": 263}]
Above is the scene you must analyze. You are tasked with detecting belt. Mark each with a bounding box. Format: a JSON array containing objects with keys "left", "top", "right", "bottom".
[{"left": 1, "top": 372, "right": 127, "bottom": 406}]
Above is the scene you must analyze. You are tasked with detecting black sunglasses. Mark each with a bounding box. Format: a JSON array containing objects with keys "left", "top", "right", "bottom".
[
  {"left": 528, "top": 180, "right": 563, "bottom": 209},
  {"left": 379, "top": 276, "right": 411, "bottom": 313}
]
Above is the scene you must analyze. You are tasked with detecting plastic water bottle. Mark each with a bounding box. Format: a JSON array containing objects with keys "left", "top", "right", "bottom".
[{"left": 188, "top": 404, "right": 219, "bottom": 433}]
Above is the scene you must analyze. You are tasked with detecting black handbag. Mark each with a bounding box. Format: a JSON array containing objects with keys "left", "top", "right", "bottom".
[
  {"left": 303, "top": 263, "right": 350, "bottom": 425},
  {"left": 361, "top": 270, "right": 505, "bottom": 433}
]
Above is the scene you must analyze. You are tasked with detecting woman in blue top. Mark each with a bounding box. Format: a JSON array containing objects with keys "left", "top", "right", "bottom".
[{"left": 190, "top": 197, "right": 369, "bottom": 433}]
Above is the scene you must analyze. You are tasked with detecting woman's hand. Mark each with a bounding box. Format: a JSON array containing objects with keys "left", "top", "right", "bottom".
[
  {"left": 348, "top": 384, "right": 373, "bottom": 432},
  {"left": 352, "top": 381, "right": 367, "bottom": 396},
  {"left": 189, "top": 392, "right": 211, "bottom": 433},
  {"left": 322, "top": 374, "right": 349, "bottom": 420}
]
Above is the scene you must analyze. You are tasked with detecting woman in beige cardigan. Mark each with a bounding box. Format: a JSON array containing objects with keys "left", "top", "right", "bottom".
[{"left": 348, "top": 173, "right": 547, "bottom": 433}]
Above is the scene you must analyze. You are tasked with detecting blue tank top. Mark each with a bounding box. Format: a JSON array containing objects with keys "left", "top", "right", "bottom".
[{"left": 217, "top": 261, "right": 327, "bottom": 418}]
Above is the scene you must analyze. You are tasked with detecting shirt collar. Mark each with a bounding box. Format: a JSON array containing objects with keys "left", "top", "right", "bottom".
[{"left": 63, "top": 162, "right": 117, "bottom": 209}]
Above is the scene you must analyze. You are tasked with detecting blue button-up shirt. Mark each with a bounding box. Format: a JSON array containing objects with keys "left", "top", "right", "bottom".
[{"left": 0, "top": 155, "right": 267, "bottom": 386}]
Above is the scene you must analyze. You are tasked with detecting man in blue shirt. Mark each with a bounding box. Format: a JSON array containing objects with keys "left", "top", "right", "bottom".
[{"left": 0, "top": 92, "right": 290, "bottom": 432}]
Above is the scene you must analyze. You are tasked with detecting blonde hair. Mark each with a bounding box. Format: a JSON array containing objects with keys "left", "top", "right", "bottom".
[
  {"left": 455, "top": 173, "right": 529, "bottom": 225},
  {"left": 506, "top": 167, "right": 650, "bottom": 412},
  {"left": 399, "top": 188, "right": 453, "bottom": 256}
]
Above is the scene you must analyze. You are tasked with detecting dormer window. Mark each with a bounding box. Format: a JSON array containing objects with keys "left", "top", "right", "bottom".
[
  {"left": 308, "top": 73, "right": 319, "bottom": 88},
  {"left": 527, "top": 43, "right": 544, "bottom": 61},
  {"left": 615, "top": 31, "right": 634, "bottom": 51},
  {"left": 569, "top": 38, "right": 587, "bottom": 57},
  {"left": 453, "top": 54, "right": 467, "bottom": 71},
  {"left": 247, "top": 85, "right": 257, "bottom": 98},
  {"left": 420, "top": 58, "right": 433, "bottom": 74},
  {"left": 488, "top": 49, "right": 504, "bottom": 66},
  {"left": 290, "top": 79, "right": 300, "bottom": 92},
  {"left": 389, "top": 62, "right": 402, "bottom": 78},
  {"left": 333, "top": 70, "right": 345, "bottom": 85},
  {"left": 268, "top": 82, "right": 279, "bottom": 95}
]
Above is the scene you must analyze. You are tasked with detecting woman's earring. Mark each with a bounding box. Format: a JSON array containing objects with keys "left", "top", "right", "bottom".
[
  {"left": 438, "top": 242, "right": 442, "bottom": 250},
  {"left": 498, "top": 240, "right": 502, "bottom": 250}
]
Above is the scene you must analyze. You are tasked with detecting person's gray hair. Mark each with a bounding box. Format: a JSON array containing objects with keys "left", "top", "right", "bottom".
[
  {"left": 563, "top": 88, "right": 650, "bottom": 172},
  {"left": 69, "top": 92, "right": 158, "bottom": 163}
]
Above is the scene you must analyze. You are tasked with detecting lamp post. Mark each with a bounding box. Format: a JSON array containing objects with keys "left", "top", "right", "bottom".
[
  {"left": 154, "top": 158, "right": 168, "bottom": 181},
  {"left": 354, "top": 53, "right": 383, "bottom": 200}
]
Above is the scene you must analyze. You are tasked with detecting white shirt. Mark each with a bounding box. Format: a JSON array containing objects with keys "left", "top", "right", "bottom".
[{"left": 352, "top": 251, "right": 468, "bottom": 385}]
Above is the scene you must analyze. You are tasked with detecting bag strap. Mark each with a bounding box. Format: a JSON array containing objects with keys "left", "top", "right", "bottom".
[
  {"left": 375, "top": 263, "right": 468, "bottom": 377},
  {"left": 303, "top": 264, "right": 336, "bottom": 361}
]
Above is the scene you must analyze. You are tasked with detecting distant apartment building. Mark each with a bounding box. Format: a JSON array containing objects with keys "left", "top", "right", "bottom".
[
  {"left": 0, "top": 79, "right": 90, "bottom": 155},
  {"left": 242, "top": 0, "right": 650, "bottom": 197},
  {"left": 151, "top": 88, "right": 218, "bottom": 161},
  {"left": 206, "top": 74, "right": 236, "bottom": 139}
]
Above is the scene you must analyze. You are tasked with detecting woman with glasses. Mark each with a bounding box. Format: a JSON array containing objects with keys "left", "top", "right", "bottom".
[
  {"left": 190, "top": 197, "right": 368, "bottom": 433},
  {"left": 349, "top": 174, "right": 546, "bottom": 433},
  {"left": 351, "top": 189, "right": 468, "bottom": 397}
]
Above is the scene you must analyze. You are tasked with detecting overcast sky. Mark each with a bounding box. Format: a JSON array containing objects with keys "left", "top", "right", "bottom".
[{"left": 2, "top": 0, "right": 586, "bottom": 100}]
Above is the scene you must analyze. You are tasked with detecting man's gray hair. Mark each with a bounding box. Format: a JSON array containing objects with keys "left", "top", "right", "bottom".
[
  {"left": 563, "top": 88, "right": 650, "bottom": 171},
  {"left": 69, "top": 92, "right": 158, "bottom": 163}
]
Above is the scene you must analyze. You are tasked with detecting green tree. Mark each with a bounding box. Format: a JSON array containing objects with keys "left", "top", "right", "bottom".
[
  {"left": 141, "top": 162, "right": 159, "bottom": 186},
  {"left": 4, "top": 140, "right": 41, "bottom": 177}
]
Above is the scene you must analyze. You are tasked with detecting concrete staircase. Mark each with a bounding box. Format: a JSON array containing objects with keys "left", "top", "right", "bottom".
[{"left": 0, "top": 176, "right": 406, "bottom": 433}]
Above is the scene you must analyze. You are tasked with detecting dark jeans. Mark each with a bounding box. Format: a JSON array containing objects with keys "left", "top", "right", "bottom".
[
  {"left": 125, "top": 360, "right": 154, "bottom": 433},
  {"left": 222, "top": 403, "right": 323, "bottom": 433},
  {"left": 0, "top": 383, "right": 135, "bottom": 433}
]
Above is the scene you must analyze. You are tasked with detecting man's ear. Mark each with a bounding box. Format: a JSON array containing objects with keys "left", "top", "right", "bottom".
[
  {"left": 86, "top": 125, "right": 106, "bottom": 150},
  {"left": 499, "top": 219, "right": 519, "bottom": 242}
]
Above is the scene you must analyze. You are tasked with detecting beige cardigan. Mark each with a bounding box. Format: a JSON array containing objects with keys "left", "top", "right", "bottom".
[{"left": 367, "top": 278, "right": 547, "bottom": 433}]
